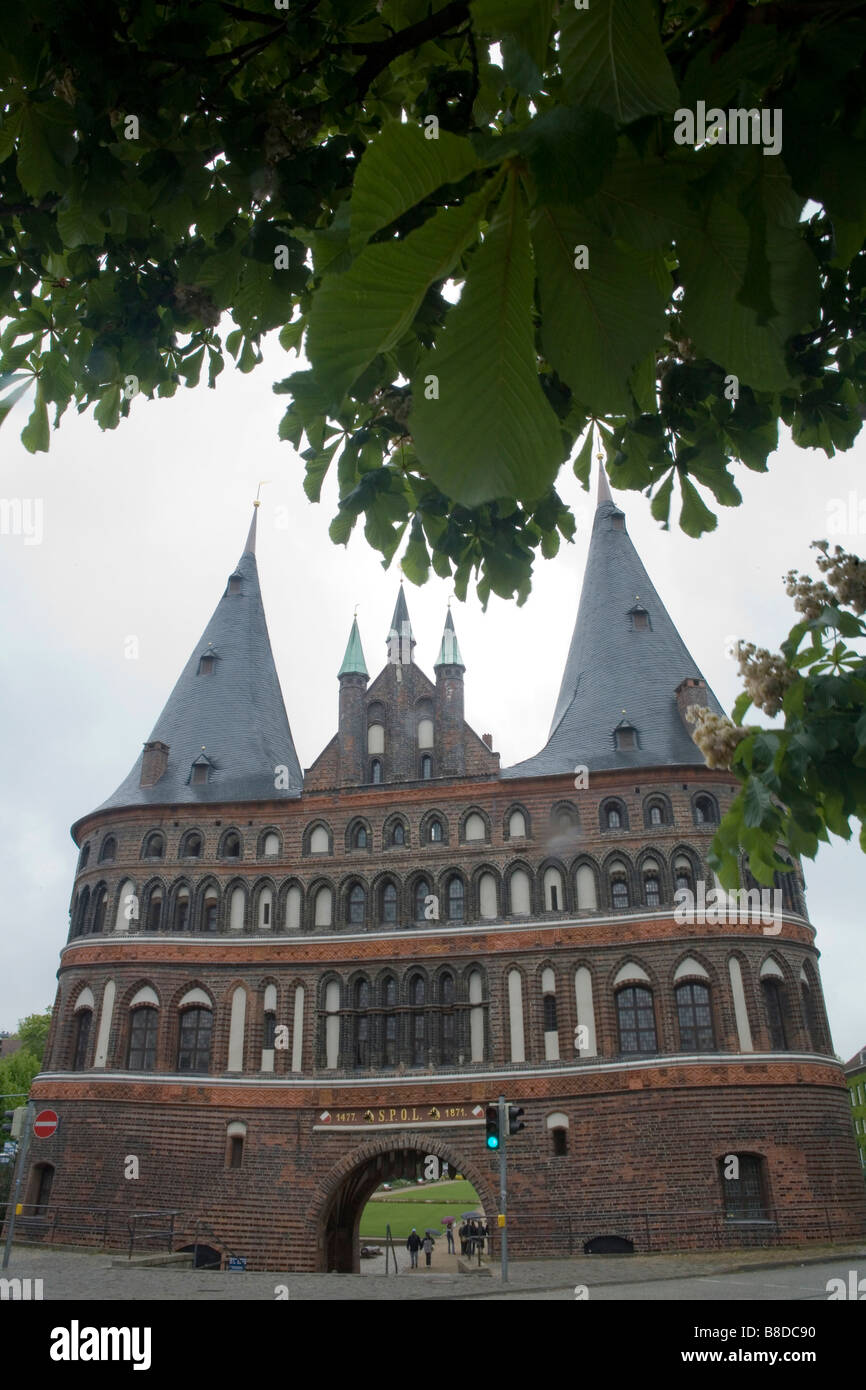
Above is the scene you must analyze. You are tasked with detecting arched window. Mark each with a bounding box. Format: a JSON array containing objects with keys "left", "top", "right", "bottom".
[
  {"left": 410, "top": 976, "right": 427, "bottom": 1066},
  {"left": 348, "top": 883, "right": 366, "bottom": 926},
  {"left": 352, "top": 978, "right": 370, "bottom": 1069},
  {"left": 262, "top": 832, "right": 280, "bottom": 857},
  {"left": 417, "top": 718, "right": 434, "bottom": 749},
  {"left": 617, "top": 986, "right": 657, "bottom": 1054},
  {"left": 414, "top": 878, "right": 431, "bottom": 921},
  {"left": 201, "top": 892, "right": 218, "bottom": 933},
  {"left": 694, "top": 795, "right": 718, "bottom": 826},
  {"left": 719, "top": 1154, "right": 768, "bottom": 1220},
  {"left": 447, "top": 877, "right": 464, "bottom": 922},
  {"left": 353, "top": 824, "right": 368, "bottom": 849},
  {"left": 607, "top": 807, "right": 621, "bottom": 829},
  {"left": 543, "top": 866, "right": 563, "bottom": 912},
  {"left": 128, "top": 1007, "right": 158, "bottom": 1070},
  {"left": 174, "top": 890, "right": 190, "bottom": 932},
  {"left": 177, "top": 1007, "right": 212, "bottom": 1072},
  {"left": 181, "top": 832, "right": 202, "bottom": 859},
  {"left": 222, "top": 832, "right": 241, "bottom": 859},
  {"left": 99, "top": 836, "right": 116, "bottom": 863},
  {"left": 314, "top": 886, "right": 333, "bottom": 928},
  {"left": 508, "top": 809, "right": 527, "bottom": 838},
  {"left": 649, "top": 805, "right": 662, "bottom": 826},
  {"left": 674, "top": 857, "right": 693, "bottom": 894},
  {"left": 775, "top": 866, "right": 800, "bottom": 914},
  {"left": 420, "top": 755, "right": 432, "bottom": 779},
  {"left": 143, "top": 833, "right": 164, "bottom": 860},
  {"left": 464, "top": 813, "right": 486, "bottom": 841},
  {"left": 429, "top": 818, "right": 444, "bottom": 843},
  {"left": 74, "top": 887, "right": 90, "bottom": 937},
  {"left": 543, "top": 994, "right": 557, "bottom": 1033},
  {"left": 381, "top": 881, "right": 398, "bottom": 924},
  {"left": 367, "top": 722, "right": 385, "bottom": 754},
  {"left": 92, "top": 889, "right": 108, "bottom": 935},
  {"left": 371, "top": 759, "right": 383, "bottom": 783},
  {"left": 643, "top": 863, "right": 661, "bottom": 908},
  {"left": 610, "top": 869, "right": 629, "bottom": 909},
  {"left": 438, "top": 972, "right": 456, "bottom": 1065},
  {"left": 509, "top": 868, "right": 531, "bottom": 915},
  {"left": 676, "top": 982, "right": 715, "bottom": 1051},
  {"left": 79, "top": 843, "right": 90, "bottom": 871},
  {"left": 72, "top": 1010, "right": 92, "bottom": 1070},
  {"left": 145, "top": 891, "right": 162, "bottom": 932},
  {"left": 762, "top": 977, "right": 788, "bottom": 1050},
  {"left": 383, "top": 976, "right": 398, "bottom": 1068},
  {"left": 310, "top": 825, "right": 329, "bottom": 854},
  {"left": 391, "top": 822, "right": 405, "bottom": 847}
]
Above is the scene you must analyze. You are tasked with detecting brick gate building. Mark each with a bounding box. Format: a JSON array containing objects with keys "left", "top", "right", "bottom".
[{"left": 25, "top": 473, "right": 866, "bottom": 1270}]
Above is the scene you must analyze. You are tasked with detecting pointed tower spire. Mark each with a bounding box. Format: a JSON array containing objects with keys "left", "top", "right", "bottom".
[
  {"left": 503, "top": 493, "right": 724, "bottom": 777},
  {"left": 387, "top": 582, "right": 416, "bottom": 664},
  {"left": 597, "top": 452, "right": 612, "bottom": 506},
  {"left": 434, "top": 606, "right": 465, "bottom": 670},
  {"left": 339, "top": 615, "right": 369, "bottom": 677},
  {"left": 91, "top": 511, "right": 303, "bottom": 813},
  {"left": 243, "top": 500, "right": 259, "bottom": 556}
]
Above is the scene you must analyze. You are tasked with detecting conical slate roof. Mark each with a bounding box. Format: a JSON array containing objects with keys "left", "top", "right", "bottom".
[
  {"left": 503, "top": 487, "right": 724, "bottom": 777},
  {"left": 434, "top": 608, "right": 464, "bottom": 669},
  {"left": 92, "top": 510, "right": 303, "bottom": 812},
  {"left": 387, "top": 584, "right": 416, "bottom": 661},
  {"left": 338, "top": 616, "right": 369, "bottom": 677}
]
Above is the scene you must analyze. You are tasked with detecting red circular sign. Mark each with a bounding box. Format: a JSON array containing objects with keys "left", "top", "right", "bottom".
[{"left": 33, "top": 1110, "right": 58, "bottom": 1139}]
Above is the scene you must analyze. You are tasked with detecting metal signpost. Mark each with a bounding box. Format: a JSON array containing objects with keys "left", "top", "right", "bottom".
[{"left": 498, "top": 1093, "right": 508, "bottom": 1284}]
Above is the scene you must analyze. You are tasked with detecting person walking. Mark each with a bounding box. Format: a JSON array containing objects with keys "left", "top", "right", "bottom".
[
  {"left": 407, "top": 1228, "right": 421, "bottom": 1269},
  {"left": 459, "top": 1221, "right": 468, "bottom": 1256},
  {"left": 422, "top": 1234, "right": 434, "bottom": 1267},
  {"left": 446, "top": 1223, "right": 455, "bottom": 1254}
]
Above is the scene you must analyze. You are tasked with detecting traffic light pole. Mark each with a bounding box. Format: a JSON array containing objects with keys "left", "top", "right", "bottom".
[
  {"left": 498, "top": 1093, "right": 508, "bottom": 1284},
  {"left": 2, "top": 1100, "right": 34, "bottom": 1270}
]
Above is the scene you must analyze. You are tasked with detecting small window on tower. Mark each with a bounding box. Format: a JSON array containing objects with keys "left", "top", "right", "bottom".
[
  {"left": 615, "top": 725, "right": 637, "bottom": 750},
  {"left": 421, "top": 755, "right": 432, "bottom": 779},
  {"left": 227, "top": 574, "right": 242, "bottom": 595},
  {"left": 229, "top": 1135, "right": 244, "bottom": 1168},
  {"left": 191, "top": 764, "right": 208, "bottom": 785},
  {"left": 198, "top": 654, "right": 215, "bottom": 675},
  {"left": 371, "top": 760, "right": 382, "bottom": 784},
  {"left": 611, "top": 513, "right": 625, "bottom": 530}
]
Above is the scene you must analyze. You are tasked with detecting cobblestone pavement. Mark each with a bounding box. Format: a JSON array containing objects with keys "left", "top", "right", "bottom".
[{"left": 1, "top": 1242, "right": 863, "bottom": 1301}]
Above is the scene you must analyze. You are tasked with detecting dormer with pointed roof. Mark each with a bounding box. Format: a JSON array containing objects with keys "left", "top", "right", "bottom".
[
  {"left": 504, "top": 465, "right": 724, "bottom": 777},
  {"left": 85, "top": 506, "right": 303, "bottom": 816}
]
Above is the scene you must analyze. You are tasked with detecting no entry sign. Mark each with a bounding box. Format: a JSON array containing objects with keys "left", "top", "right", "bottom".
[{"left": 33, "top": 1110, "right": 58, "bottom": 1139}]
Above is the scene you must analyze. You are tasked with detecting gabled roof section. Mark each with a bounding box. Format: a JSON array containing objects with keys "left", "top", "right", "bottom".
[
  {"left": 503, "top": 481, "right": 724, "bottom": 777},
  {"left": 90, "top": 508, "right": 303, "bottom": 813}
]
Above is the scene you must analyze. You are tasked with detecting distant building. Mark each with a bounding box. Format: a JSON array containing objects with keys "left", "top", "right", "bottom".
[
  {"left": 23, "top": 475, "right": 866, "bottom": 1270},
  {"left": 0, "top": 1037, "right": 22, "bottom": 1060},
  {"left": 844, "top": 1046, "right": 866, "bottom": 1173}
]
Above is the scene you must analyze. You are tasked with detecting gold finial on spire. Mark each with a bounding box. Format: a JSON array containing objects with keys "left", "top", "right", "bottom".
[
  {"left": 354, "top": 603, "right": 359, "bottom": 618},
  {"left": 254, "top": 480, "right": 271, "bottom": 507}
]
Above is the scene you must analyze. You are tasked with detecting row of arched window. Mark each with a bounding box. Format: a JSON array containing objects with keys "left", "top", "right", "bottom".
[
  {"left": 69, "top": 848, "right": 806, "bottom": 940},
  {"left": 75, "top": 791, "right": 726, "bottom": 874},
  {"left": 64, "top": 950, "right": 827, "bottom": 1079}
]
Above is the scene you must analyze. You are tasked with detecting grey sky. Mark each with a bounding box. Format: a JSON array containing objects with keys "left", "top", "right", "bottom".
[{"left": 1, "top": 334, "right": 863, "bottom": 1059}]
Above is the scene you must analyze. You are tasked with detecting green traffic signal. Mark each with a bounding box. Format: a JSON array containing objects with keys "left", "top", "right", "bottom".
[{"left": 485, "top": 1103, "right": 500, "bottom": 1149}]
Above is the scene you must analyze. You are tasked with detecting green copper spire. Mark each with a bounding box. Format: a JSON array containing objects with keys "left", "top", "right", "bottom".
[
  {"left": 338, "top": 616, "right": 369, "bottom": 678},
  {"left": 434, "top": 607, "right": 464, "bottom": 669}
]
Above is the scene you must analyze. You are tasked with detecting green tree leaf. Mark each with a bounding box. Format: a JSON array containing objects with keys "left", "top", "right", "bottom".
[
  {"left": 20, "top": 383, "right": 49, "bottom": 453},
  {"left": 410, "top": 177, "right": 562, "bottom": 505},
  {"left": 349, "top": 122, "right": 481, "bottom": 253},
  {"left": 559, "top": 0, "right": 679, "bottom": 124}
]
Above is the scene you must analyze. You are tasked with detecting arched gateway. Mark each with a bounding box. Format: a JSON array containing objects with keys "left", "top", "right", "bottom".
[{"left": 314, "top": 1132, "right": 496, "bottom": 1273}]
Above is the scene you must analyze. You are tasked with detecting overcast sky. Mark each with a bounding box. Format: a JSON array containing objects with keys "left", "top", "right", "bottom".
[{"left": 1, "top": 333, "right": 863, "bottom": 1060}]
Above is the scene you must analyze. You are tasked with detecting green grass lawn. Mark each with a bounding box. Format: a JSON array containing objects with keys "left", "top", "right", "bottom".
[{"left": 359, "top": 1179, "right": 484, "bottom": 1240}]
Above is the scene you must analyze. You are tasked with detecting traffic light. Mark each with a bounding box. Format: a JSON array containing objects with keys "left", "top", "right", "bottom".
[
  {"left": 485, "top": 1104, "right": 500, "bottom": 1150},
  {"left": 508, "top": 1105, "right": 525, "bottom": 1136}
]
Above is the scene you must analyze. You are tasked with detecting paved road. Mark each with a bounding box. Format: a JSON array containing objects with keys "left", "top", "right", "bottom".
[{"left": 1, "top": 1243, "right": 863, "bottom": 1301}]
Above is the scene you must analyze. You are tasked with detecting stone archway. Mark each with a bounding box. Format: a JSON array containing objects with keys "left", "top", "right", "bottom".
[{"left": 312, "top": 1130, "right": 495, "bottom": 1273}]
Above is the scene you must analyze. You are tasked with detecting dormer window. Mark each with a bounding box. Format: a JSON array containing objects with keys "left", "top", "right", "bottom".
[
  {"left": 614, "top": 720, "right": 638, "bottom": 751},
  {"left": 611, "top": 512, "right": 625, "bottom": 530},
  {"left": 198, "top": 654, "right": 216, "bottom": 676},
  {"left": 628, "top": 604, "right": 651, "bottom": 631},
  {"left": 190, "top": 754, "right": 213, "bottom": 785},
  {"left": 227, "top": 573, "right": 242, "bottom": 595}
]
